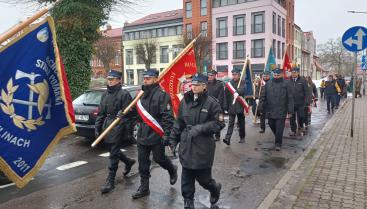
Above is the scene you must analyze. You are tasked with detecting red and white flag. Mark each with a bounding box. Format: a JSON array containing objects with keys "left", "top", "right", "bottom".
[
  {"left": 225, "top": 82, "right": 250, "bottom": 113},
  {"left": 159, "top": 45, "right": 197, "bottom": 116},
  {"left": 136, "top": 99, "right": 164, "bottom": 137},
  {"left": 282, "top": 51, "right": 292, "bottom": 80}
]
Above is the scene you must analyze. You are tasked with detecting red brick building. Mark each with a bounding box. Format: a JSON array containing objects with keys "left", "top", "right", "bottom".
[
  {"left": 91, "top": 25, "right": 123, "bottom": 78},
  {"left": 183, "top": 0, "right": 212, "bottom": 38},
  {"left": 285, "top": 0, "right": 295, "bottom": 61}
]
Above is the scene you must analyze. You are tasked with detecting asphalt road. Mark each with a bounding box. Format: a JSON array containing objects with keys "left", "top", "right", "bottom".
[{"left": 0, "top": 100, "right": 334, "bottom": 209}]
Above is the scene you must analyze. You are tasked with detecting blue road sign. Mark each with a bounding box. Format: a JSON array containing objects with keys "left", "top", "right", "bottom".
[
  {"left": 362, "top": 55, "right": 367, "bottom": 70},
  {"left": 342, "top": 26, "right": 367, "bottom": 52}
]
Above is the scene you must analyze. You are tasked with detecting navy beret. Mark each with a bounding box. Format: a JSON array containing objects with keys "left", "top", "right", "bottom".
[
  {"left": 231, "top": 68, "right": 241, "bottom": 74},
  {"left": 273, "top": 68, "right": 282, "bottom": 74},
  {"left": 107, "top": 70, "right": 122, "bottom": 79},
  {"left": 207, "top": 70, "right": 218, "bottom": 75},
  {"left": 291, "top": 67, "right": 300, "bottom": 72},
  {"left": 143, "top": 69, "right": 159, "bottom": 77},
  {"left": 191, "top": 73, "right": 208, "bottom": 84}
]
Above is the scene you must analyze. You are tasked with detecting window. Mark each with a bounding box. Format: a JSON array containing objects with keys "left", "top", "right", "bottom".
[
  {"left": 273, "top": 39, "right": 276, "bottom": 56},
  {"left": 282, "top": 43, "right": 285, "bottom": 58},
  {"left": 277, "top": 15, "right": 281, "bottom": 36},
  {"left": 228, "top": 0, "right": 236, "bottom": 4},
  {"left": 233, "top": 41, "right": 245, "bottom": 59},
  {"left": 272, "top": 12, "right": 276, "bottom": 34},
  {"left": 160, "top": 46, "right": 169, "bottom": 63},
  {"left": 137, "top": 69, "right": 145, "bottom": 85},
  {"left": 168, "top": 27, "right": 176, "bottom": 36},
  {"left": 282, "top": 18, "right": 285, "bottom": 38},
  {"left": 213, "top": 0, "right": 220, "bottom": 8},
  {"left": 114, "top": 52, "right": 121, "bottom": 65},
  {"left": 157, "top": 28, "right": 163, "bottom": 37},
  {"left": 151, "top": 29, "right": 157, "bottom": 38},
  {"left": 220, "top": 0, "right": 228, "bottom": 6},
  {"left": 134, "top": 32, "right": 140, "bottom": 40},
  {"left": 163, "top": 28, "right": 168, "bottom": 36},
  {"left": 277, "top": 41, "right": 281, "bottom": 59},
  {"left": 201, "top": 0, "right": 207, "bottom": 16},
  {"left": 233, "top": 15, "right": 245, "bottom": 35},
  {"left": 252, "top": 12, "right": 264, "bottom": 33},
  {"left": 137, "top": 53, "right": 144, "bottom": 64},
  {"left": 173, "top": 45, "right": 184, "bottom": 58},
  {"left": 216, "top": 17, "right": 228, "bottom": 37},
  {"left": 216, "top": 42, "right": 228, "bottom": 60},
  {"left": 186, "top": 2, "right": 192, "bottom": 18},
  {"left": 177, "top": 25, "right": 183, "bottom": 35},
  {"left": 251, "top": 39, "right": 264, "bottom": 58},
  {"left": 201, "top": 21, "right": 208, "bottom": 37},
  {"left": 126, "top": 70, "right": 134, "bottom": 85},
  {"left": 186, "top": 24, "right": 193, "bottom": 39}
]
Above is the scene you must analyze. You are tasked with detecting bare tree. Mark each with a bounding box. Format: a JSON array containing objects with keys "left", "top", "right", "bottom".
[
  {"left": 183, "top": 33, "right": 212, "bottom": 73},
  {"left": 317, "top": 38, "right": 354, "bottom": 76},
  {"left": 135, "top": 39, "right": 157, "bottom": 70},
  {"left": 94, "top": 35, "right": 117, "bottom": 73}
]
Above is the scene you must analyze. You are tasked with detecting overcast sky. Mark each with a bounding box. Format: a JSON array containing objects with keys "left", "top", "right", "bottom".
[{"left": 1, "top": 0, "right": 366, "bottom": 44}]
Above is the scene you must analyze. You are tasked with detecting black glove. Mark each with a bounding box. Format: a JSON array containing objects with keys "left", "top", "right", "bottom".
[
  {"left": 95, "top": 129, "right": 100, "bottom": 138},
  {"left": 117, "top": 110, "right": 124, "bottom": 119},
  {"left": 188, "top": 124, "right": 203, "bottom": 138}
]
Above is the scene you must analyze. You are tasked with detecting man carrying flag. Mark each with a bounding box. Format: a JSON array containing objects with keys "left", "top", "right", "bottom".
[
  {"left": 0, "top": 16, "right": 76, "bottom": 188},
  {"left": 132, "top": 69, "right": 178, "bottom": 199},
  {"left": 282, "top": 50, "right": 292, "bottom": 79}
]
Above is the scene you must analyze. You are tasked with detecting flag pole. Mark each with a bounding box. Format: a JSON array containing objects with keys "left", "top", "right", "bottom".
[
  {"left": 91, "top": 34, "right": 201, "bottom": 148},
  {"left": 0, "top": 5, "right": 54, "bottom": 44},
  {"left": 281, "top": 44, "right": 290, "bottom": 78},
  {"left": 231, "top": 57, "right": 248, "bottom": 105}
]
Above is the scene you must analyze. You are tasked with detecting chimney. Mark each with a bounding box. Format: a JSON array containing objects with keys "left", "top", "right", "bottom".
[{"left": 106, "top": 24, "right": 112, "bottom": 30}]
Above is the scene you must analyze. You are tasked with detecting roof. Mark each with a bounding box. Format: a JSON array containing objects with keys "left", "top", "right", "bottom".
[
  {"left": 125, "top": 9, "right": 182, "bottom": 27},
  {"left": 102, "top": 28, "right": 123, "bottom": 38}
]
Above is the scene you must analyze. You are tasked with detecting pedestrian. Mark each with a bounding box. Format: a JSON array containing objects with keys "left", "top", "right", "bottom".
[
  {"left": 258, "top": 71, "right": 271, "bottom": 133},
  {"left": 260, "top": 69, "right": 294, "bottom": 151},
  {"left": 252, "top": 77, "right": 262, "bottom": 118},
  {"left": 335, "top": 75, "right": 346, "bottom": 108},
  {"left": 324, "top": 75, "right": 341, "bottom": 114},
  {"left": 305, "top": 76, "right": 318, "bottom": 129},
  {"left": 355, "top": 78, "right": 362, "bottom": 98},
  {"left": 169, "top": 73, "right": 225, "bottom": 209},
  {"left": 223, "top": 68, "right": 247, "bottom": 145},
  {"left": 320, "top": 80, "right": 325, "bottom": 99},
  {"left": 207, "top": 70, "right": 225, "bottom": 141},
  {"left": 132, "top": 69, "right": 178, "bottom": 199},
  {"left": 289, "top": 67, "right": 309, "bottom": 136},
  {"left": 95, "top": 70, "right": 136, "bottom": 194}
]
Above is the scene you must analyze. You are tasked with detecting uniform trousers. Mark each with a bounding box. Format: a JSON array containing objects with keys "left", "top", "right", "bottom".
[
  {"left": 225, "top": 113, "right": 245, "bottom": 140},
  {"left": 181, "top": 167, "right": 218, "bottom": 200},
  {"left": 268, "top": 118, "right": 286, "bottom": 146},
  {"left": 108, "top": 139, "right": 130, "bottom": 174},
  {"left": 290, "top": 104, "right": 305, "bottom": 132}
]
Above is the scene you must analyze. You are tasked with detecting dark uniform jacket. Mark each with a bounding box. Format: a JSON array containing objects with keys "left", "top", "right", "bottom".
[
  {"left": 306, "top": 82, "right": 318, "bottom": 105},
  {"left": 290, "top": 76, "right": 309, "bottom": 105},
  {"left": 95, "top": 84, "right": 134, "bottom": 144},
  {"left": 224, "top": 80, "right": 246, "bottom": 114},
  {"left": 260, "top": 78, "right": 294, "bottom": 119},
  {"left": 137, "top": 83, "right": 174, "bottom": 146},
  {"left": 207, "top": 79, "right": 225, "bottom": 110},
  {"left": 257, "top": 80, "right": 269, "bottom": 113},
  {"left": 169, "top": 91, "right": 225, "bottom": 169}
]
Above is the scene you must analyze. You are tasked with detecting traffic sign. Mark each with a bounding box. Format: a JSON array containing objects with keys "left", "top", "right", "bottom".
[
  {"left": 362, "top": 55, "right": 367, "bottom": 70},
  {"left": 342, "top": 26, "right": 367, "bottom": 52}
]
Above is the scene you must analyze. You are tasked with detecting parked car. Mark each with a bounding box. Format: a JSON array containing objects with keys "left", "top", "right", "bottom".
[{"left": 72, "top": 85, "right": 141, "bottom": 143}]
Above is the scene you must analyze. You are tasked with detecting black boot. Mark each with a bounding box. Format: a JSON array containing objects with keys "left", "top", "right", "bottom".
[
  {"left": 222, "top": 138, "right": 230, "bottom": 145},
  {"left": 169, "top": 165, "right": 178, "bottom": 185},
  {"left": 100, "top": 173, "right": 115, "bottom": 194},
  {"left": 123, "top": 158, "right": 136, "bottom": 176},
  {"left": 259, "top": 129, "right": 265, "bottom": 133},
  {"left": 132, "top": 178, "right": 150, "bottom": 199},
  {"left": 184, "top": 198, "right": 195, "bottom": 209},
  {"left": 210, "top": 182, "right": 221, "bottom": 205},
  {"left": 238, "top": 138, "right": 245, "bottom": 143}
]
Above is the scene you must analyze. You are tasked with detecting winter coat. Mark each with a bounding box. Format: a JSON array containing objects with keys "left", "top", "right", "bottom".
[
  {"left": 306, "top": 82, "right": 318, "bottom": 105},
  {"left": 324, "top": 80, "right": 341, "bottom": 95},
  {"left": 137, "top": 83, "right": 174, "bottom": 146},
  {"left": 260, "top": 78, "right": 294, "bottom": 119},
  {"left": 169, "top": 91, "right": 225, "bottom": 169},
  {"left": 207, "top": 79, "right": 225, "bottom": 110},
  {"left": 290, "top": 76, "right": 309, "bottom": 106},
  {"left": 95, "top": 84, "right": 134, "bottom": 144},
  {"left": 224, "top": 80, "right": 246, "bottom": 114}
]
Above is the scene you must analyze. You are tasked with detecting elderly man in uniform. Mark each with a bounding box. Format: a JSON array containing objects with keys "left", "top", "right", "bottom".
[
  {"left": 257, "top": 71, "right": 271, "bottom": 133},
  {"left": 169, "top": 73, "right": 225, "bottom": 209},
  {"left": 95, "top": 70, "right": 136, "bottom": 194},
  {"left": 206, "top": 70, "right": 225, "bottom": 141},
  {"left": 132, "top": 69, "right": 178, "bottom": 199},
  {"left": 260, "top": 69, "right": 294, "bottom": 151}
]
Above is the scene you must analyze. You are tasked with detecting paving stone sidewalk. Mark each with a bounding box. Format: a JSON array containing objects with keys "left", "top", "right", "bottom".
[{"left": 289, "top": 97, "right": 367, "bottom": 209}]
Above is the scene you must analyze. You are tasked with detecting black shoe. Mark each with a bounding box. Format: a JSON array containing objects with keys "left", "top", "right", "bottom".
[
  {"left": 222, "top": 138, "right": 230, "bottom": 145},
  {"left": 123, "top": 159, "right": 136, "bottom": 176},
  {"left": 132, "top": 178, "right": 150, "bottom": 199},
  {"left": 210, "top": 183, "right": 222, "bottom": 205},
  {"left": 289, "top": 132, "right": 297, "bottom": 137},
  {"left": 275, "top": 146, "right": 281, "bottom": 151},
  {"left": 214, "top": 135, "right": 220, "bottom": 142},
  {"left": 169, "top": 165, "right": 178, "bottom": 185},
  {"left": 259, "top": 129, "right": 265, "bottom": 133},
  {"left": 184, "top": 199, "right": 195, "bottom": 209},
  {"left": 238, "top": 138, "right": 245, "bottom": 143},
  {"left": 100, "top": 176, "right": 115, "bottom": 194}
]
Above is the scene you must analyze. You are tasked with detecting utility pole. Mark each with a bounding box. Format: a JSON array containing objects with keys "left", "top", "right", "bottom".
[
  {"left": 363, "top": 48, "right": 367, "bottom": 96},
  {"left": 351, "top": 52, "right": 357, "bottom": 137}
]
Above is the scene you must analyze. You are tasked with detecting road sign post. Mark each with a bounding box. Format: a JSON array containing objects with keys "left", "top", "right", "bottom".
[{"left": 342, "top": 26, "right": 367, "bottom": 137}]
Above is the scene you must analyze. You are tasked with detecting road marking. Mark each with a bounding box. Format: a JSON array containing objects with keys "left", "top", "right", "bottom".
[
  {"left": 0, "top": 178, "right": 34, "bottom": 189},
  {"left": 56, "top": 161, "right": 88, "bottom": 171},
  {"left": 98, "top": 149, "right": 126, "bottom": 158}
]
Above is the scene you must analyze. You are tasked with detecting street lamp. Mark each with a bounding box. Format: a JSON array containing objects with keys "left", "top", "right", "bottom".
[{"left": 348, "top": 11, "right": 367, "bottom": 14}]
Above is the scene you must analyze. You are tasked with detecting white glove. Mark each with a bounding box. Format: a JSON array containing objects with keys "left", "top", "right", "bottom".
[{"left": 255, "top": 99, "right": 259, "bottom": 105}]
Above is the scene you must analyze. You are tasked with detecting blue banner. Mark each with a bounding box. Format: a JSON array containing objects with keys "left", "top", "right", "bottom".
[
  {"left": 0, "top": 17, "right": 76, "bottom": 188},
  {"left": 244, "top": 59, "right": 254, "bottom": 98},
  {"left": 264, "top": 47, "right": 277, "bottom": 77}
]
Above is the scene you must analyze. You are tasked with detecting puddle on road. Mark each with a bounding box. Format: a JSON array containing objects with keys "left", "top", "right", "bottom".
[{"left": 239, "top": 156, "right": 289, "bottom": 176}]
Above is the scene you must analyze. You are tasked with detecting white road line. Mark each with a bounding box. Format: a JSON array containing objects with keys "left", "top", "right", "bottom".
[
  {"left": 0, "top": 178, "right": 34, "bottom": 189},
  {"left": 56, "top": 161, "right": 88, "bottom": 171},
  {"left": 98, "top": 149, "right": 126, "bottom": 158}
]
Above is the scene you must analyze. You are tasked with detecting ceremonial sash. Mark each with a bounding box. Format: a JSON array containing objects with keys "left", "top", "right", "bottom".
[
  {"left": 226, "top": 82, "right": 249, "bottom": 113},
  {"left": 136, "top": 100, "right": 164, "bottom": 137}
]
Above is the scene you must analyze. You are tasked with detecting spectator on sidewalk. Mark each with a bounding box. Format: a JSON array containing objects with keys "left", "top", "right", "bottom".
[
  {"left": 324, "top": 75, "right": 341, "bottom": 114},
  {"left": 335, "top": 75, "right": 346, "bottom": 108},
  {"left": 356, "top": 78, "right": 362, "bottom": 98},
  {"left": 320, "top": 80, "right": 325, "bottom": 99},
  {"left": 305, "top": 76, "right": 318, "bottom": 129}
]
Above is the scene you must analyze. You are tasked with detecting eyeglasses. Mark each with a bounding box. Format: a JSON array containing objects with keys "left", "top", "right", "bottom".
[{"left": 273, "top": 74, "right": 281, "bottom": 77}]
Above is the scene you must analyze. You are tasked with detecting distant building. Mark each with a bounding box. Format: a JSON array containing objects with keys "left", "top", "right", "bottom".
[
  {"left": 123, "top": 9, "right": 184, "bottom": 85},
  {"left": 284, "top": 0, "right": 294, "bottom": 61},
  {"left": 294, "top": 24, "right": 302, "bottom": 67},
  {"left": 211, "top": 0, "right": 287, "bottom": 76},
  {"left": 301, "top": 31, "right": 317, "bottom": 78},
  {"left": 91, "top": 25, "right": 123, "bottom": 78}
]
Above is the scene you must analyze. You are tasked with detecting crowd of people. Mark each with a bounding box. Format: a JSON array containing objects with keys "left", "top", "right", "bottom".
[{"left": 95, "top": 68, "right": 356, "bottom": 209}]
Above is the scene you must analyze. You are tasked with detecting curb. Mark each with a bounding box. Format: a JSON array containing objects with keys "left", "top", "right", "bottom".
[{"left": 256, "top": 99, "right": 350, "bottom": 209}]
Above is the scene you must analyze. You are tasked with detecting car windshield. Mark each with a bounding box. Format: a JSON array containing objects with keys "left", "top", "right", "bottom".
[{"left": 73, "top": 91, "right": 103, "bottom": 106}]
